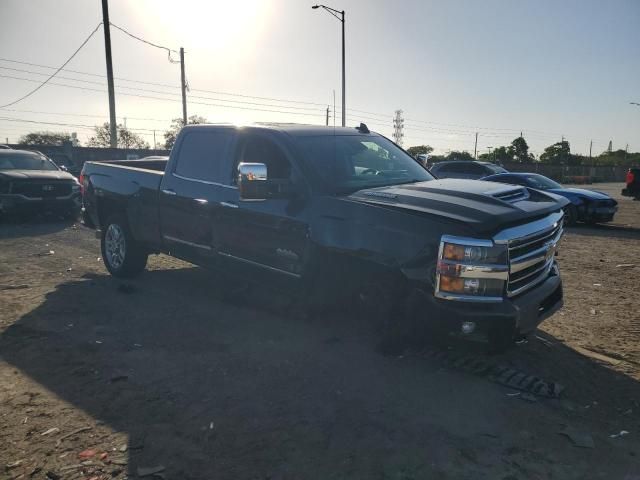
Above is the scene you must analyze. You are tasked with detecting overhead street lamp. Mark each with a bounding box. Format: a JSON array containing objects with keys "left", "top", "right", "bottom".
[
  {"left": 631, "top": 102, "right": 640, "bottom": 106},
  {"left": 312, "top": 4, "right": 346, "bottom": 127}
]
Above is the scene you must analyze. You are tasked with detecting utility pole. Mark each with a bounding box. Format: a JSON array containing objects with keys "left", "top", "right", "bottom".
[
  {"left": 474, "top": 132, "right": 478, "bottom": 159},
  {"left": 589, "top": 140, "right": 592, "bottom": 159},
  {"left": 153, "top": 130, "right": 157, "bottom": 151},
  {"left": 101, "top": 0, "right": 117, "bottom": 148},
  {"left": 180, "top": 47, "right": 187, "bottom": 125},
  {"left": 326, "top": 106, "right": 330, "bottom": 126},
  {"left": 341, "top": 10, "right": 346, "bottom": 127}
]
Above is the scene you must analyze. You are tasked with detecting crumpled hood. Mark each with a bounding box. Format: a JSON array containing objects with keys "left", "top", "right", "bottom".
[
  {"left": 548, "top": 187, "right": 613, "bottom": 201},
  {"left": 0, "top": 169, "right": 76, "bottom": 181},
  {"left": 347, "top": 178, "right": 567, "bottom": 234}
]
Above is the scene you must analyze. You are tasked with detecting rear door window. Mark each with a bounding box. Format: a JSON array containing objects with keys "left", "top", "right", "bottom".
[{"left": 174, "top": 130, "right": 234, "bottom": 183}]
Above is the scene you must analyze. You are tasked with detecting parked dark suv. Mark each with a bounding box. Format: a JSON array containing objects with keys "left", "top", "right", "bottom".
[{"left": 430, "top": 161, "right": 508, "bottom": 179}]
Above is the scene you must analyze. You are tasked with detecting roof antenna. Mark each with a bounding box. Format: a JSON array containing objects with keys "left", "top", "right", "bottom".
[{"left": 356, "top": 123, "right": 369, "bottom": 134}]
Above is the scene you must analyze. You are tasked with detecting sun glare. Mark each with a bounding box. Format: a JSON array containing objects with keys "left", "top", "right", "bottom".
[{"left": 129, "top": 0, "right": 271, "bottom": 56}]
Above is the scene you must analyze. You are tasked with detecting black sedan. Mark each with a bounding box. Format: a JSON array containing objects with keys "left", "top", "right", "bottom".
[
  {"left": 0, "top": 149, "right": 81, "bottom": 219},
  {"left": 429, "top": 160, "right": 508, "bottom": 179}
]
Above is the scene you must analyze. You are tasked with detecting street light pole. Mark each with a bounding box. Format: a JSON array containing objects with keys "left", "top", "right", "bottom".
[{"left": 313, "top": 4, "right": 346, "bottom": 127}]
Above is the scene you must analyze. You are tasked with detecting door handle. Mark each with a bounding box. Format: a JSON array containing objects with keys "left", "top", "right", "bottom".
[
  {"left": 162, "top": 189, "right": 177, "bottom": 196},
  {"left": 219, "top": 201, "right": 238, "bottom": 209},
  {"left": 193, "top": 198, "right": 208, "bottom": 205}
]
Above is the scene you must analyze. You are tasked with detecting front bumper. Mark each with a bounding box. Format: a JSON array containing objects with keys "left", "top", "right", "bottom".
[
  {"left": 422, "top": 262, "right": 563, "bottom": 337},
  {"left": 584, "top": 205, "right": 618, "bottom": 223},
  {"left": 0, "top": 193, "right": 81, "bottom": 215}
]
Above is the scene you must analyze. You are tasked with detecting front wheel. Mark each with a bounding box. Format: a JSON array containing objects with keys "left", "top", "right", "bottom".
[{"left": 101, "top": 214, "right": 148, "bottom": 278}]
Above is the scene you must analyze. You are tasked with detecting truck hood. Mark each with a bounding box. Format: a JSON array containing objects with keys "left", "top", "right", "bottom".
[
  {"left": 348, "top": 178, "right": 567, "bottom": 234},
  {"left": 0, "top": 170, "right": 76, "bottom": 181}
]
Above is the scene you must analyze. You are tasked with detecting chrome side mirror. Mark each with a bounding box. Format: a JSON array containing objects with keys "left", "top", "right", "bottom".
[{"left": 238, "top": 162, "right": 268, "bottom": 200}]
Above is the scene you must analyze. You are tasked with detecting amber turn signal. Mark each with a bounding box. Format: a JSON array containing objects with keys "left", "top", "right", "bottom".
[
  {"left": 439, "top": 275, "right": 465, "bottom": 293},
  {"left": 443, "top": 243, "right": 465, "bottom": 261}
]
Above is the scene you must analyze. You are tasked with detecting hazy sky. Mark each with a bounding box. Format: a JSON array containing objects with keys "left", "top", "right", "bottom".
[{"left": 0, "top": 0, "right": 638, "bottom": 155}]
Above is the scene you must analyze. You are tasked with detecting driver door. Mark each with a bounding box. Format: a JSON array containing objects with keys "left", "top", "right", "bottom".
[{"left": 214, "top": 132, "right": 310, "bottom": 278}]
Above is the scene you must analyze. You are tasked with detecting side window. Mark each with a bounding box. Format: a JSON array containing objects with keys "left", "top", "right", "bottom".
[
  {"left": 466, "top": 163, "right": 487, "bottom": 174},
  {"left": 447, "top": 163, "right": 467, "bottom": 173},
  {"left": 233, "top": 135, "right": 291, "bottom": 183},
  {"left": 174, "top": 130, "right": 233, "bottom": 182}
]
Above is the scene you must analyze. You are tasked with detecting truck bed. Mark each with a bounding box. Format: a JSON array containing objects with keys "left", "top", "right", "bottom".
[
  {"left": 94, "top": 158, "right": 168, "bottom": 172},
  {"left": 82, "top": 160, "right": 165, "bottom": 244}
]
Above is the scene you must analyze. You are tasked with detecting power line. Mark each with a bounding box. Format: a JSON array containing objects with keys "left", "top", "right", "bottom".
[
  {"left": 0, "top": 57, "right": 611, "bottom": 145},
  {"left": 0, "top": 57, "right": 328, "bottom": 107},
  {"left": 0, "top": 116, "right": 158, "bottom": 137},
  {"left": 0, "top": 108, "right": 172, "bottom": 123},
  {"left": 0, "top": 76, "right": 328, "bottom": 118},
  {"left": 0, "top": 23, "right": 102, "bottom": 108},
  {"left": 109, "top": 22, "right": 180, "bottom": 63},
  {"left": 0, "top": 67, "right": 328, "bottom": 113}
]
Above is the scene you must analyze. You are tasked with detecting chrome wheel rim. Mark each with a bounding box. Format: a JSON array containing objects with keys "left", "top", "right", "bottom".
[{"left": 105, "top": 224, "right": 126, "bottom": 269}]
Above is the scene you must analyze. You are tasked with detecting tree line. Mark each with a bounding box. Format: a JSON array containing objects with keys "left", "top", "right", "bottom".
[
  {"left": 407, "top": 137, "right": 640, "bottom": 166},
  {"left": 14, "top": 115, "right": 208, "bottom": 150}
]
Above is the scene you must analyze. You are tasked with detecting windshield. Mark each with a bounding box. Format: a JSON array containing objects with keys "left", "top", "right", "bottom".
[
  {"left": 486, "top": 164, "right": 508, "bottom": 174},
  {"left": 0, "top": 152, "right": 59, "bottom": 171},
  {"left": 296, "top": 134, "right": 434, "bottom": 192},
  {"left": 524, "top": 174, "right": 562, "bottom": 190}
]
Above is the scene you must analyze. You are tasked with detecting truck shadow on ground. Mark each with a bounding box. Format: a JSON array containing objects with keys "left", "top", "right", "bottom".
[{"left": 2, "top": 267, "right": 640, "bottom": 479}]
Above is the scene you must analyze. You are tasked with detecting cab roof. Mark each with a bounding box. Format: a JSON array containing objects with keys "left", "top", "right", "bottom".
[{"left": 181, "top": 123, "right": 376, "bottom": 137}]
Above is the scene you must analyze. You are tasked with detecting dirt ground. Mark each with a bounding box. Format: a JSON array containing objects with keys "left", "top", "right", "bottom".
[{"left": 1, "top": 182, "right": 639, "bottom": 480}]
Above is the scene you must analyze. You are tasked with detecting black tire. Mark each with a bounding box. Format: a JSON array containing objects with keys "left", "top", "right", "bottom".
[
  {"left": 563, "top": 204, "right": 578, "bottom": 226},
  {"left": 100, "top": 213, "right": 148, "bottom": 278}
]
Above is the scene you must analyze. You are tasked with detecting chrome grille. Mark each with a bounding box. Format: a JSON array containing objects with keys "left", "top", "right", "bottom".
[{"left": 505, "top": 215, "right": 563, "bottom": 297}]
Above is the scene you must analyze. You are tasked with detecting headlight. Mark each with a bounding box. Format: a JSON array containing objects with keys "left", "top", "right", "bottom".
[{"left": 435, "top": 235, "right": 508, "bottom": 302}]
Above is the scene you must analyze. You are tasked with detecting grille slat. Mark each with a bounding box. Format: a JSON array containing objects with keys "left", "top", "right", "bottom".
[
  {"left": 506, "top": 218, "right": 563, "bottom": 297},
  {"left": 11, "top": 181, "right": 72, "bottom": 198}
]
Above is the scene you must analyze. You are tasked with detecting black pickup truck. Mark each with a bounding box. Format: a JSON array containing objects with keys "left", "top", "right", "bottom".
[{"left": 81, "top": 124, "right": 567, "bottom": 350}]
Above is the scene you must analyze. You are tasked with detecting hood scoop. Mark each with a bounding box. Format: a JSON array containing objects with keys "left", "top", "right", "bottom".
[
  {"left": 361, "top": 190, "right": 398, "bottom": 200},
  {"left": 487, "top": 186, "right": 530, "bottom": 204}
]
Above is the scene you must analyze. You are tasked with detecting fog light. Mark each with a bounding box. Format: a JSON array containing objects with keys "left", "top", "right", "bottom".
[{"left": 461, "top": 321, "right": 476, "bottom": 335}]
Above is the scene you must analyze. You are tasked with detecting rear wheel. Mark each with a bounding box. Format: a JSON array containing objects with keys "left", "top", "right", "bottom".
[{"left": 101, "top": 214, "right": 148, "bottom": 278}]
